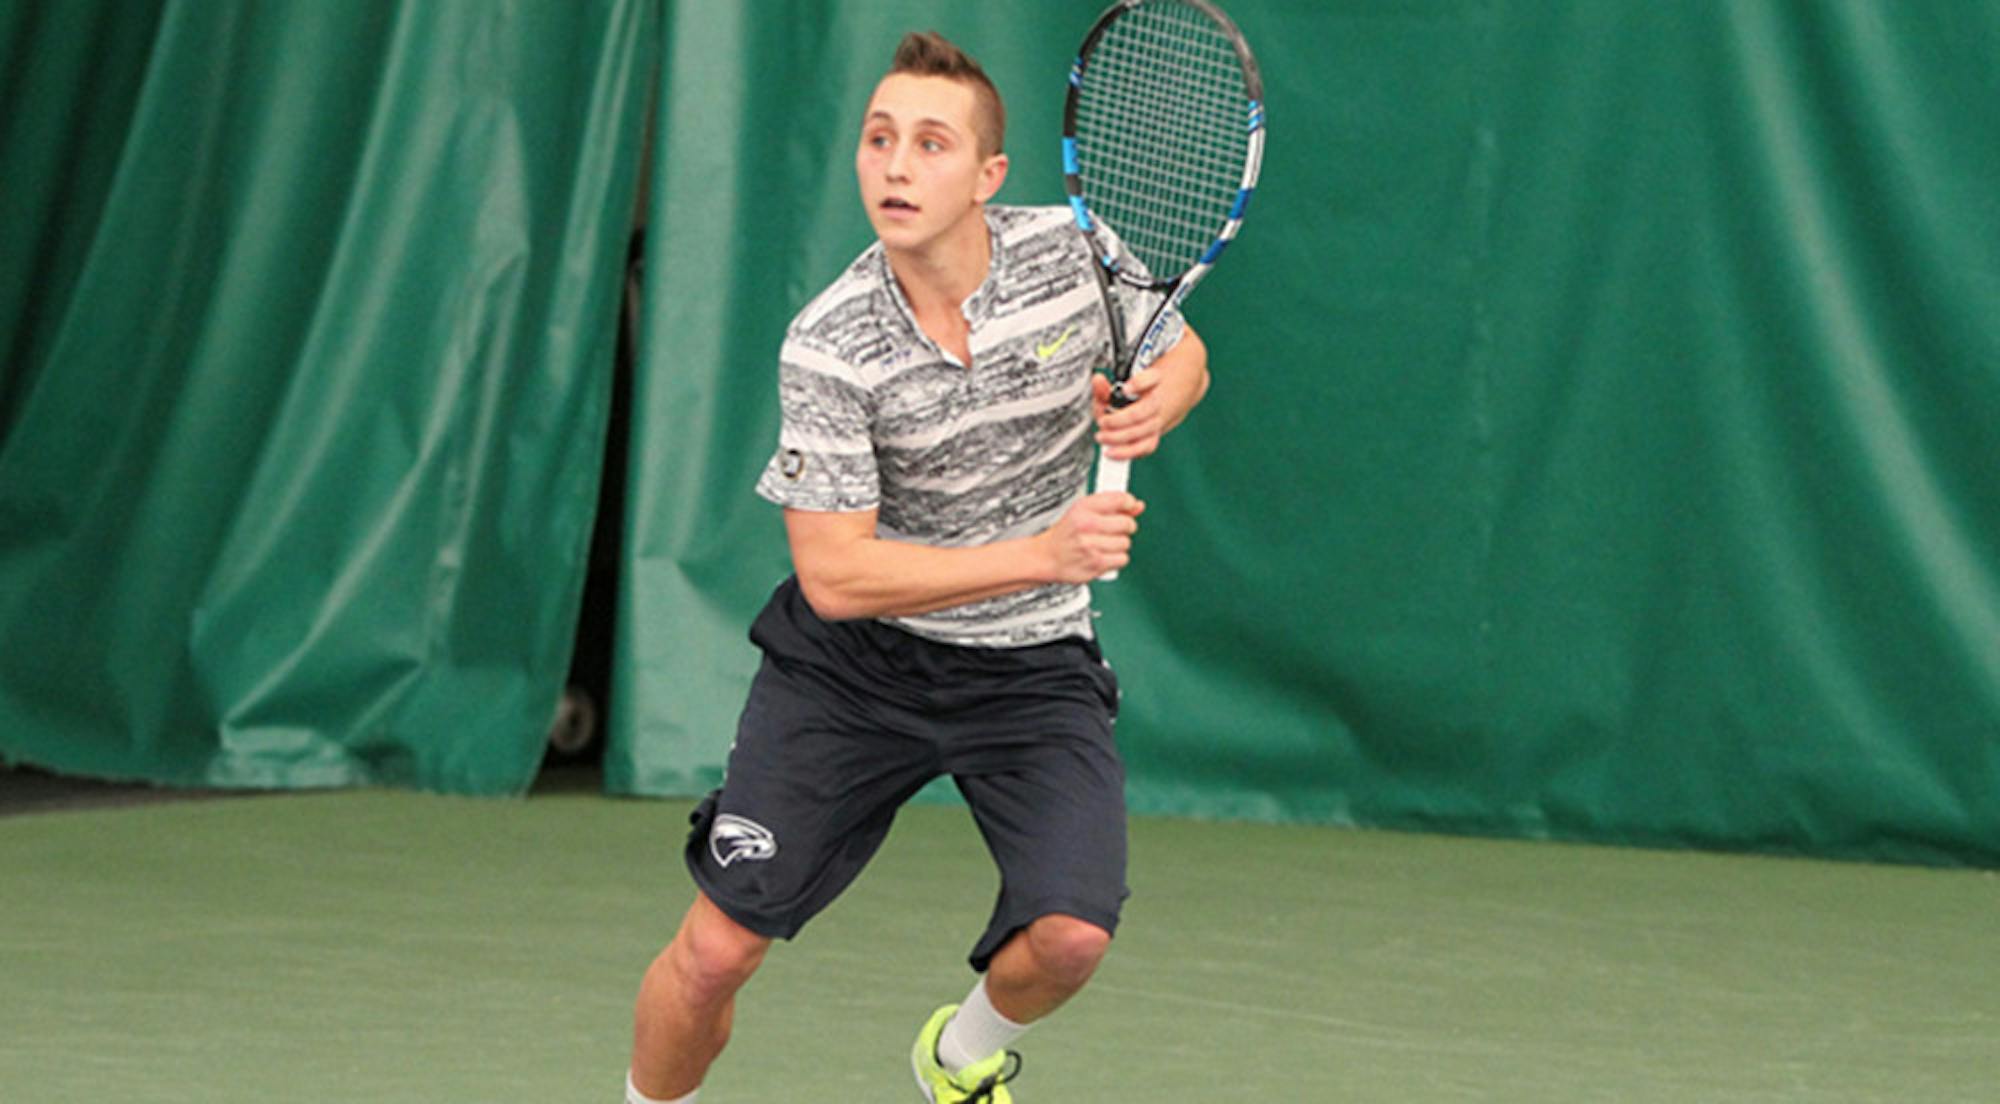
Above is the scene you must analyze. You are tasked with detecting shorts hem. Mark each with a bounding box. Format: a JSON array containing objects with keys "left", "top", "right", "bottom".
[
  {"left": 684, "top": 850, "right": 809, "bottom": 942},
  {"left": 969, "top": 895, "right": 1124, "bottom": 973}
]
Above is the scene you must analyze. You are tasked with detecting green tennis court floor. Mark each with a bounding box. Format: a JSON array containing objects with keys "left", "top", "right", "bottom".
[{"left": 2, "top": 785, "right": 1993, "bottom": 1102}]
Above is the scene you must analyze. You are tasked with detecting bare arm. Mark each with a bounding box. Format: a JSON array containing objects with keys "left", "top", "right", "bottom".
[{"left": 785, "top": 494, "right": 1145, "bottom": 622}]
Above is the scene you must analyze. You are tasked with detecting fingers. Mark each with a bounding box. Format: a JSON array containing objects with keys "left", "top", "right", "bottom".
[
  {"left": 1119, "top": 367, "right": 1164, "bottom": 398},
  {"left": 1074, "top": 526, "right": 1133, "bottom": 578},
  {"left": 1094, "top": 369, "right": 1167, "bottom": 459},
  {"left": 1082, "top": 490, "right": 1145, "bottom": 517},
  {"left": 1094, "top": 368, "right": 1157, "bottom": 414},
  {"left": 1095, "top": 409, "right": 1164, "bottom": 459},
  {"left": 1076, "top": 494, "right": 1143, "bottom": 551},
  {"left": 1082, "top": 494, "right": 1141, "bottom": 564},
  {"left": 1049, "top": 493, "right": 1145, "bottom": 582}
]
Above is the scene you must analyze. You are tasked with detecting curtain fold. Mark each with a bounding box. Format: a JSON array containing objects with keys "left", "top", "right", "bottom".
[{"left": 0, "top": 0, "right": 659, "bottom": 793}]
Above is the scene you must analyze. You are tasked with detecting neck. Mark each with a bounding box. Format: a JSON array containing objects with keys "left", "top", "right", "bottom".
[{"left": 884, "top": 206, "right": 991, "bottom": 317}]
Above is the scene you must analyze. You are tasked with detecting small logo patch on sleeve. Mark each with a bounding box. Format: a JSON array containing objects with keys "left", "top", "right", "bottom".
[{"left": 779, "top": 449, "right": 806, "bottom": 480}]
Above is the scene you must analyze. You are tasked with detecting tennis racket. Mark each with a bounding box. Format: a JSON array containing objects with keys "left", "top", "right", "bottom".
[{"left": 1063, "top": 0, "right": 1264, "bottom": 577}]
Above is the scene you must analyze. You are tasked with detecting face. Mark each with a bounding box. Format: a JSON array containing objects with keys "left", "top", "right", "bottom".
[{"left": 856, "top": 74, "right": 1008, "bottom": 253}]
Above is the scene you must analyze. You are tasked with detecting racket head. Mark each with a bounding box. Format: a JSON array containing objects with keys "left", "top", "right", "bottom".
[{"left": 1062, "top": 0, "right": 1265, "bottom": 289}]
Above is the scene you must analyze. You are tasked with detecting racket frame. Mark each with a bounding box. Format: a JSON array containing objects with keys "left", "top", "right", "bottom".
[{"left": 1060, "top": 0, "right": 1265, "bottom": 575}]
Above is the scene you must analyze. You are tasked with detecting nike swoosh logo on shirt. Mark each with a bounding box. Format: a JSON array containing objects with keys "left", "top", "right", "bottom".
[{"left": 1036, "top": 325, "right": 1078, "bottom": 360}]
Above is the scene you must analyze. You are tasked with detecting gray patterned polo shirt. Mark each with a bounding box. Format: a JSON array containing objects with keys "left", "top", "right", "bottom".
[{"left": 755, "top": 204, "right": 1181, "bottom": 648}]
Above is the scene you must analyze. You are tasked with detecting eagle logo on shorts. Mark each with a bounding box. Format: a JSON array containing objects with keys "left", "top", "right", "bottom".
[{"left": 709, "top": 814, "right": 779, "bottom": 868}]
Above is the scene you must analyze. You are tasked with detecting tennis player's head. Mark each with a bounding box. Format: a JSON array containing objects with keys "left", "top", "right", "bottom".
[{"left": 857, "top": 31, "right": 1009, "bottom": 251}]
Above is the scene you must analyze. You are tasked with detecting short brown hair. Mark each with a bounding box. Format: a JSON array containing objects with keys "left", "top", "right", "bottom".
[{"left": 888, "top": 30, "right": 1005, "bottom": 156}]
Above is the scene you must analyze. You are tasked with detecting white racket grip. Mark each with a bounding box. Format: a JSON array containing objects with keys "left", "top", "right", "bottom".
[
  {"left": 1094, "top": 448, "right": 1130, "bottom": 496},
  {"left": 1093, "top": 447, "right": 1130, "bottom": 582}
]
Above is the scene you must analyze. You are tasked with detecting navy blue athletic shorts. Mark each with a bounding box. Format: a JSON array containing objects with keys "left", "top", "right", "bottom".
[{"left": 684, "top": 576, "right": 1127, "bottom": 972}]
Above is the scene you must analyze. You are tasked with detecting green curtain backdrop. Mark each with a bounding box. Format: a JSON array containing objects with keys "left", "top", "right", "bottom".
[
  {"left": 3, "top": 1, "right": 1994, "bottom": 864},
  {"left": 0, "top": 0, "right": 657, "bottom": 793},
  {"left": 611, "top": 1, "right": 2000, "bottom": 866}
]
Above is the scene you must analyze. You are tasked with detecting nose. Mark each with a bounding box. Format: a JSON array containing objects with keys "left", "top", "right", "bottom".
[{"left": 885, "top": 139, "right": 913, "bottom": 182}]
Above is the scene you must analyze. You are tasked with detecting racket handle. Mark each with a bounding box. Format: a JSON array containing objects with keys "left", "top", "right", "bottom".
[
  {"left": 1094, "top": 449, "right": 1130, "bottom": 495},
  {"left": 1093, "top": 448, "right": 1130, "bottom": 582}
]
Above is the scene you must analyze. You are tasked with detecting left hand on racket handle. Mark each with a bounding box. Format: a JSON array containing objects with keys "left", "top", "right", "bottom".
[{"left": 1092, "top": 371, "right": 1167, "bottom": 463}]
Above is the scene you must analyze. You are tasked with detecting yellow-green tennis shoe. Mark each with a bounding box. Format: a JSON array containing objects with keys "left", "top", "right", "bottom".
[{"left": 911, "top": 1004, "right": 1023, "bottom": 1103}]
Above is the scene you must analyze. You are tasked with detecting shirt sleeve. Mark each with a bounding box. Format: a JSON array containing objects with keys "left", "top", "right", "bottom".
[{"left": 754, "top": 335, "right": 879, "bottom": 512}]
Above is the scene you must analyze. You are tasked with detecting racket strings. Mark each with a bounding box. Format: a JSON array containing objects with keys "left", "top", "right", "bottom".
[{"left": 1074, "top": 0, "right": 1251, "bottom": 278}]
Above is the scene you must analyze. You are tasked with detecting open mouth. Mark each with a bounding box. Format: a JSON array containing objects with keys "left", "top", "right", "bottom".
[{"left": 880, "top": 197, "right": 919, "bottom": 214}]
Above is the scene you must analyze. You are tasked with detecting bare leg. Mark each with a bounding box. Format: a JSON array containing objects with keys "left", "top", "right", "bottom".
[
  {"left": 630, "top": 893, "right": 772, "bottom": 1099},
  {"left": 978, "top": 913, "right": 1112, "bottom": 1024}
]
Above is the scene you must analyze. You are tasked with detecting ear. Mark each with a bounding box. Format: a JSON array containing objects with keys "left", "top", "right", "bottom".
[{"left": 974, "top": 152, "right": 1009, "bottom": 204}]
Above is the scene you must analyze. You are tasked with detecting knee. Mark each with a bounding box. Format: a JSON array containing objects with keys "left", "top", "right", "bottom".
[
  {"left": 1026, "top": 914, "right": 1112, "bottom": 988},
  {"left": 664, "top": 901, "right": 770, "bottom": 1002}
]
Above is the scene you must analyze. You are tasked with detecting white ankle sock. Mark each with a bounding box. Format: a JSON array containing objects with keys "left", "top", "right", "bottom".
[
  {"left": 936, "top": 976, "right": 1030, "bottom": 1073},
  {"left": 626, "top": 1071, "right": 696, "bottom": 1104}
]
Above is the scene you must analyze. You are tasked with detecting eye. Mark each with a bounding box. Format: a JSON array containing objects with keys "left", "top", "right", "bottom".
[{"left": 921, "top": 137, "right": 945, "bottom": 153}]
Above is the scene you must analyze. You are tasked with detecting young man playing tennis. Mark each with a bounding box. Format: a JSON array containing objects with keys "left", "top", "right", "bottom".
[{"left": 627, "top": 31, "right": 1208, "bottom": 1104}]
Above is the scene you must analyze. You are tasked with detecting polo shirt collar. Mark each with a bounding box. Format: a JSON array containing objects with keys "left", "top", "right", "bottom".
[{"left": 874, "top": 208, "right": 1007, "bottom": 336}]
